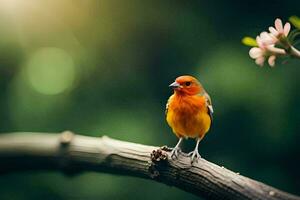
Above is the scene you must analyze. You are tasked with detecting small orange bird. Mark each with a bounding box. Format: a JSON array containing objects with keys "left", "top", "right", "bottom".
[{"left": 166, "top": 75, "right": 213, "bottom": 163}]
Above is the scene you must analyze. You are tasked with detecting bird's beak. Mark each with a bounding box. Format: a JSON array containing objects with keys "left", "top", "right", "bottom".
[{"left": 169, "top": 81, "right": 180, "bottom": 89}]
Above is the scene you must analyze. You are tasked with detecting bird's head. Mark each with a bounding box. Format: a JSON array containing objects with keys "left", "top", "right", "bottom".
[{"left": 169, "top": 75, "right": 203, "bottom": 95}]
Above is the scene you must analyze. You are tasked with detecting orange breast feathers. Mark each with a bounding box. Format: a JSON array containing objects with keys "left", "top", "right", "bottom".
[{"left": 166, "top": 94, "right": 211, "bottom": 138}]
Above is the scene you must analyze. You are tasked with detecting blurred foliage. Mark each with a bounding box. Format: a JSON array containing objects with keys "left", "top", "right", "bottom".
[
  {"left": 289, "top": 15, "right": 300, "bottom": 29},
  {"left": 0, "top": 0, "right": 300, "bottom": 200}
]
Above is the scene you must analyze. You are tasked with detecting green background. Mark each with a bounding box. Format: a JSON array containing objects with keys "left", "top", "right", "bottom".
[{"left": 0, "top": 0, "right": 299, "bottom": 199}]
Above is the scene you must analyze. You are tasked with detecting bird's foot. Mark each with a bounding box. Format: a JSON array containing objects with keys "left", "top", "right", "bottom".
[
  {"left": 160, "top": 145, "right": 173, "bottom": 152},
  {"left": 170, "top": 147, "right": 181, "bottom": 159},
  {"left": 188, "top": 149, "right": 201, "bottom": 164}
]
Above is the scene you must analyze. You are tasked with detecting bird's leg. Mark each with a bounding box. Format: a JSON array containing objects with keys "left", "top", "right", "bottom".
[
  {"left": 170, "top": 137, "right": 183, "bottom": 159},
  {"left": 188, "top": 137, "right": 202, "bottom": 163}
]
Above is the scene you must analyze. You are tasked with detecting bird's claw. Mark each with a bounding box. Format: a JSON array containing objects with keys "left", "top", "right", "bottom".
[
  {"left": 170, "top": 147, "right": 181, "bottom": 159},
  {"left": 188, "top": 150, "right": 201, "bottom": 163}
]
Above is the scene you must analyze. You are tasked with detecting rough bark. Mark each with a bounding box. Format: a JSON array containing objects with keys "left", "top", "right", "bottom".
[{"left": 0, "top": 131, "right": 299, "bottom": 200}]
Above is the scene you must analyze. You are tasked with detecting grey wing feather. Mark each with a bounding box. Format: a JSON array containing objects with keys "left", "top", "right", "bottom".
[{"left": 204, "top": 92, "right": 213, "bottom": 123}]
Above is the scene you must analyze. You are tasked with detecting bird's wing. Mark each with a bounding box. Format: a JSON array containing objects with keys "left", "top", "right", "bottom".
[
  {"left": 203, "top": 92, "right": 213, "bottom": 123},
  {"left": 165, "top": 94, "right": 174, "bottom": 115}
]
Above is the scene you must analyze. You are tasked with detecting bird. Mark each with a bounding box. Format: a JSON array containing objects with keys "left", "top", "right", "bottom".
[{"left": 165, "top": 75, "right": 213, "bottom": 163}]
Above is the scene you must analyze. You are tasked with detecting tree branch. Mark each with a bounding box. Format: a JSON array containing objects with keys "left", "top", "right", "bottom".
[{"left": 0, "top": 132, "right": 299, "bottom": 200}]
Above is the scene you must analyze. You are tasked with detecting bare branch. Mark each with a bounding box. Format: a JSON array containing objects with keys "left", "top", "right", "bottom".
[{"left": 0, "top": 132, "right": 299, "bottom": 200}]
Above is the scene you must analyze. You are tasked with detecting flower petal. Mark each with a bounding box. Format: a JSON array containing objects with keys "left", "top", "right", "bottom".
[
  {"left": 260, "top": 32, "right": 270, "bottom": 40},
  {"left": 275, "top": 18, "right": 283, "bottom": 32},
  {"left": 267, "top": 46, "right": 286, "bottom": 55},
  {"left": 269, "top": 26, "right": 278, "bottom": 36},
  {"left": 256, "top": 36, "right": 264, "bottom": 48},
  {"left": 255, "top": 57, "right": 265, "bottom": 67},
  {"left": 268, "top": 55, "right": 276, "bottom": 67},
  {"left": 283, "top": 22, "right": 291, "bottom": 36},
  {"left": 260, "top": 32, "right": 277, "bottom": 44},
  {"left": 249, "top": 47, "right": 263, "bottom": 58}
]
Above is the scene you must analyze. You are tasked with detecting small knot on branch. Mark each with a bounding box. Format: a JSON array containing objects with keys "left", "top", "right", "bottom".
[
  {"left": 60, "top": 131, "right": 74, "bottom": 146},
  {"left": 149, "top": 148, "right": 168, "bottom": 179},
  {"left": 269, "top": 191, "right": 276, "bottom": 196},
  {"left": 58, "top": 131, "right": 80, "bottom": 176},
  {"left": 151, "top": 149, "right": 168, "bottom": 162}
]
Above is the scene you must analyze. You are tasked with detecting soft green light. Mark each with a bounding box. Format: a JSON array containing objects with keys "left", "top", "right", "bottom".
[{"left": 26, "top": 47, "right": 76, "bottom": 95}]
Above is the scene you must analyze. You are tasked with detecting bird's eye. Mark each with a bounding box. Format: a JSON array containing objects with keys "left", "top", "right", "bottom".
[{"left": 185, "top": 82, "right": 191, "bottom": 86}]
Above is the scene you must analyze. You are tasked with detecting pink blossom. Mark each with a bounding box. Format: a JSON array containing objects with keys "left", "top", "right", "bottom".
[
  {"left": 249, "top": 35, "right": 285, "bottom": 67},
  {"left": 247, "top": 18, "right": 300, "bottom": 67},
  {"left": 269, "top": 18, "right": 291, "bottom": 38}
]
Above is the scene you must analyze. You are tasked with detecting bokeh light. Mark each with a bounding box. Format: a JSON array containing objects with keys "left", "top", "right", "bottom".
[{"left": 25, "top": 47, "right": 76, "bottom": 95}]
